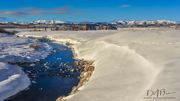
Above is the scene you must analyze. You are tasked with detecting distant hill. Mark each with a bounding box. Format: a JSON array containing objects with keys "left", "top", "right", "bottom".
[{"left": 111, "top": 20, "right": 178, "bottom": 27}]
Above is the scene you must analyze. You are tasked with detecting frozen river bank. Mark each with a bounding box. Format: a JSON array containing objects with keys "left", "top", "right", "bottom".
[
  {"left": 0, "top": 33, "right": 80, "bottom": 101},
  {"left": 5, "top": 42, "right": 80, "bottom": 101}
]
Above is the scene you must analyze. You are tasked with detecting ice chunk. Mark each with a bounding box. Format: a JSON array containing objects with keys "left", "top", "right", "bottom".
[{"left": 0, "top": 62, "right": 30, "bottom": 101}]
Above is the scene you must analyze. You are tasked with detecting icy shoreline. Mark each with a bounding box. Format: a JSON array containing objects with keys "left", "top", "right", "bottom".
[
  {"left": 17, "top": 29, "right": 180, "bottom": 101},
  {"left": 0, "top": 33, "right": 53, "bottom": 101},
  {"left": 17, "top": 34, "right": 95, "bottom": 101}
]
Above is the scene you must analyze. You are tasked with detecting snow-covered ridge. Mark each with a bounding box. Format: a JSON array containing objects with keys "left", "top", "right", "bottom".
[
  {"left": 32, "top": 20, "right": 69, "bottom": 24},
  {"left": 31, "top": 20, "right": 179, "bottom": 25},
  {"left": 111, "top": 20, "right": 178, "bottom": 26},
  {"left": 1, "top": 20, "right": 179, "bottom": 26}
]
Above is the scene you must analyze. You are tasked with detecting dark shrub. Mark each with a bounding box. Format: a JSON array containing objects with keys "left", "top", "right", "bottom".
[
  {"left": 38, "top": 36, "right": 51, "bottom": 42},
  {"left": 29, "top": 44, "right": 41, "bottom": 50},
  {"left": 0, "top": 28, "right": 18, "bottom": 35}
]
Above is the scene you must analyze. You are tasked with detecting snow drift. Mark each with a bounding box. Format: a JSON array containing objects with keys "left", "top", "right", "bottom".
[
  {"left": 18, "top": 29, "right": 180, "bottom": 101},
  {"left": 0, "top": 62, "right": 30, "bottom": 101}
]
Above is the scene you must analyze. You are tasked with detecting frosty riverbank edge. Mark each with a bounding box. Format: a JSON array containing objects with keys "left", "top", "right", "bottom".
[
  {"left": 16, "top": 34, "right": 95, "bottom": 101},
  {"left": 17, "top": 28, "right": 180, "bottom": 101}
]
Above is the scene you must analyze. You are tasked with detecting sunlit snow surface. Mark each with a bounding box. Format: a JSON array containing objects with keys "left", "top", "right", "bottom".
[
  {"left": 0, "top": 33, "right": 52, "bottom": 62},
  {"left": 18, "top": 29, "right": 180, "bottom": 101}
]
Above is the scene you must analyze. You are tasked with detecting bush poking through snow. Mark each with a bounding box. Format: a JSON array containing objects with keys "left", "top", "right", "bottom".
[
  {"left": 0, "top": 28, "right": 18, "bottom": 35},
  {"left": 29, "top": 44, "right": 41, "bottom": 50},
  {"left": 65, "top": 42, "right": 74, "bottom": 46},
  {"left": 38, "top": 36, "right": 51, "bottom": 42}
]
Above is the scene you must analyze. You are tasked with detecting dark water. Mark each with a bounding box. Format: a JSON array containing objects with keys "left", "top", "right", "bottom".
[{"left": 5, "top": 42, "right": 80, "bottom": 101}]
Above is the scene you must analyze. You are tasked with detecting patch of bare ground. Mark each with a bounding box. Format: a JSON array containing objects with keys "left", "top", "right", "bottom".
[{"left": 56, "top": 59, "right": 94, "bottom": 101}]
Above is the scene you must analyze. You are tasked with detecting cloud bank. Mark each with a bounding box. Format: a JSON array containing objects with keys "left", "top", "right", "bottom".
[{"left": 0, "top": 6, "right": 80, "bottom": 16}]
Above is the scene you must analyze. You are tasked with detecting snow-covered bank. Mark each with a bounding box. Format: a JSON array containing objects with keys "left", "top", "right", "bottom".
[
  {"left": 0, "top": 62, "right": 30, "bottom": 101},
  {"left": 18, "top": 29, "right": 180, "bottom": 101}
]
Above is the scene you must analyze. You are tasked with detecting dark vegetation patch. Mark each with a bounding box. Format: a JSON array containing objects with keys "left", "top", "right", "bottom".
[
  {"left": 0, "top": 28, "right": 18, "bottom": 35},
  {"left": 29, "top": 44, "right": 41, "bottom": 50},
  {"left": 38, "top": 36, "right": 51, "bottom": 42}
]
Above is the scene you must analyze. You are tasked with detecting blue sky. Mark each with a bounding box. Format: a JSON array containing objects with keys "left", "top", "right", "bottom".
[{"left": 0, "top": 0, "right": 180, "bottom": 22}]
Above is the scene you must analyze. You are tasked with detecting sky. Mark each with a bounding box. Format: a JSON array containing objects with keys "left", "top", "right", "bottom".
[{"left": 0, "top": 0, "right": 180, "bottom": 22}]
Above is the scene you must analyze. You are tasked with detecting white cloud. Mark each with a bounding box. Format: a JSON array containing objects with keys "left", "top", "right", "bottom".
[{"left": 120, "top": 4, "right": 131, "bottom": 8}]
